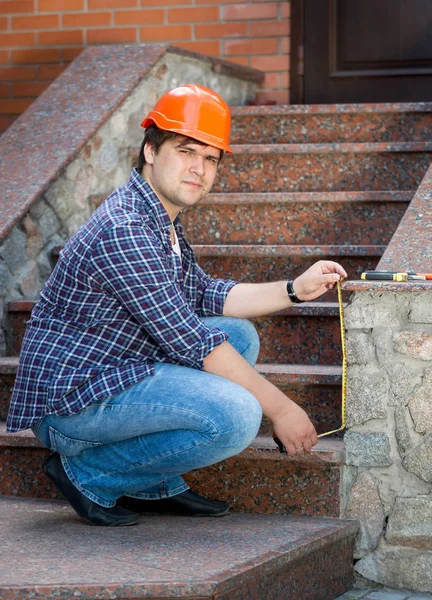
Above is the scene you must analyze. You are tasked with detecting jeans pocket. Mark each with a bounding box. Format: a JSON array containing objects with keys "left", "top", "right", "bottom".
[{"left": 48, "top": 426, "right": 104, "bottom": 457}]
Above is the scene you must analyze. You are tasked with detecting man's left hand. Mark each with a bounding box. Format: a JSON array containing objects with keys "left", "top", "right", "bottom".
[{"left": 293, "top": 260, "right": 347, "bottom": 302}]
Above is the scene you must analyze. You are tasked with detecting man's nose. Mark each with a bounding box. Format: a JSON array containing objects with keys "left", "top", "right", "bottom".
[{"left": 189, "top": 155, "right": 206, "bottom": 176}]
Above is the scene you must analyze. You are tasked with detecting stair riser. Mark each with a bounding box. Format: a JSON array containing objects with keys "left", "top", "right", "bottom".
[
  {"left": 3, "top": 309, "right": 342, "bottom": 364},
  {"left": 214, "top": 152, "right": 430, "bottom": 193},
  {"left": 0, "top": 445, "right": 341, "bottom": 518},
  {"left": 0, "top": 374, "right": 14, "bottom": 421},
  {"left": 182, "top": 201, "right": 407, "bottom": 245},
  {"left": 231, "top": 111, "right": 432, "bottom": 144},
  {"left": 197, "top": 255, "right": 379, "bottom": 291},
  {"left": 254, "top": 314, "right": 341, "bottom": 364},
  {"left": 259, "top": 385, "right": 342, "bottom": 437},
  {"left": 184, "top": 455, "right": 341, "bottom": 517}
]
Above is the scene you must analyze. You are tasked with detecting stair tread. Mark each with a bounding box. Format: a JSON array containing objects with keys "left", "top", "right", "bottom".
[
  {"left": 231, "top": 102, "right": 432, "bottom": 115},
  {"left": 194, "top": 244, "right": 385, "bottom": 255},
  {"left": 229, "top": 141, "right": 432, "bottom": 154},
  {"left": 0, "top": 495, "right": 357, "bottom": 599},
  {"left": 203, "top": 190, "right": 415, "bottom": 203}
]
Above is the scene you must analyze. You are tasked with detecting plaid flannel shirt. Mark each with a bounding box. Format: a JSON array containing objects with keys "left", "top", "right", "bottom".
[{"left": 7, "top": 169, "right": 238, "bottom": 432}]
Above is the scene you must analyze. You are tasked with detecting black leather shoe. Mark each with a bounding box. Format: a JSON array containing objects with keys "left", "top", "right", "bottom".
[
  {"left": 118, "top": 489, "right": 230, "bottom": 517},
  {"left": 43, "top": 453, "right": 140, "bottom": 527}
]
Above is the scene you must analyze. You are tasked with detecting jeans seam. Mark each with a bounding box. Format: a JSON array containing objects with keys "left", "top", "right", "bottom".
[
  {"left": 125, "top": 482, "right": 190, "bottom": 500},
  {"left": 61, "top": 456, "right": 116, "bottom": 508}
]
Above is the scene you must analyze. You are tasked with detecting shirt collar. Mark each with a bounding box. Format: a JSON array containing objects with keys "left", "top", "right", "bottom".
[{"left": 128, "top": 168, "right": 181, "bottom": 231}]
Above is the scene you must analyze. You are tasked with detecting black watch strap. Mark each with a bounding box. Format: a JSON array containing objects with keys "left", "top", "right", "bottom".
[{"left": 286, "top": 279, "right": 304, "bottom": 303}]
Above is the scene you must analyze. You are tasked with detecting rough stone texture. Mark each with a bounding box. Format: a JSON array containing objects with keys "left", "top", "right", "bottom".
[
  {"left": 346, "top": 331, "right": 376, "bottom": 365},
  {"left": 394, "top": 406, "right": 418, "bottom": 455},
  {"left": 345, "top": 472, "right": 385, "bottom": 559},
  {"left": 408, "top": 368, "right": 432, "bottom": 433},
  {"left": 386, "top": 496, "right": 432, "bottom": 549},
  {"left": 345, "top": 432, "right": 392, "bottom": 467},
  {"left": 355, "top": 544, "right": 432, "bottom": 593},
  {"left": 409, "top": 295, "right": 432, "bottom": 324},
  {"left": 346, "top": 371, "right": 388, "bottom": 427},
  {"left": 344, "top": 295, "right": 398, "bottom": 329},
  {"left": 393, "top": 331, "right": 432, "bottom": 361},
  {"left": 402, "top": 438, "right": 432, "bottom": 483},
  {"left": 385, "top": 362, "right": 423, "bottom": 407}
]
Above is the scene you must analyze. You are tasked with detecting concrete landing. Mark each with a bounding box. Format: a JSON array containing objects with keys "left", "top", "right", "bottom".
[{"left": 0, "top": 496, "right": 357, "bottom": 599}]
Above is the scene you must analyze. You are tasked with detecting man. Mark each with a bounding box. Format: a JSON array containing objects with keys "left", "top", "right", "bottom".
[{"left": 7, "top": 84, "right": 347, "bottom": 526}]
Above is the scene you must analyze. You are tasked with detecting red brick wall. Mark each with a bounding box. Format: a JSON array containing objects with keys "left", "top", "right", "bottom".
[{"left": 0, "top": 0, "right": 290, "bottom": 135}]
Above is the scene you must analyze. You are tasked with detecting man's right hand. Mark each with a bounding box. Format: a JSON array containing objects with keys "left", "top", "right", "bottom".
[{"left": 271, "top": 399, "right": 318, "bottom": 456}]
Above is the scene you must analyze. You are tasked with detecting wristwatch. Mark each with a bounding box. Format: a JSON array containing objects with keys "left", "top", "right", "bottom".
[{"left": 286, "top": 279, "right": 304, "bottom": 303}]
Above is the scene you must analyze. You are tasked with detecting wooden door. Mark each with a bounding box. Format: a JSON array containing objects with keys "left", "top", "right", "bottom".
[{"left": 291, "top": 0, "right": 432, "bottom": 103}]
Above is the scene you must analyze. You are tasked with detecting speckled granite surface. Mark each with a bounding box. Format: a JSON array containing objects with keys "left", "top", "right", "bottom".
[
  {"left": 0, "top": 496, "right": 357, "bottom": 599},
  {"left": 378, "top": 161, "right": 432, "bottom": 273},
  {"left": 0, "top": 44, "right": 262, "bottom": 242},
  {"left": 230, "top": 103, "right": 432, "bottom": 144}
]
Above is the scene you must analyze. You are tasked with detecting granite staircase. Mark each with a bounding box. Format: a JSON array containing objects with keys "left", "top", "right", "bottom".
[{"left": 1, "top": 103, "right": 432, "bottom": 599}]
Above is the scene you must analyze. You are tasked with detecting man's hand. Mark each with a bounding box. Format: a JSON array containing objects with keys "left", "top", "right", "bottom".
[
  {"left": 293, "top": 260, "right": 347, "bottom": 302},
  {"left": 272, "top": 399, "right": 318, "bottom": 456}
]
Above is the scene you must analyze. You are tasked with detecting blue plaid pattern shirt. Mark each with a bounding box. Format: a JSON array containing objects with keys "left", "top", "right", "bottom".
[{"left": 7, "top": 169, "right": 238, "bottom": 432}]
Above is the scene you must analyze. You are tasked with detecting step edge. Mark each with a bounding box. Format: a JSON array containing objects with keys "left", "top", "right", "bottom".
[
  {"left": 201, "top": 191, "right": 415, "bottom": 204},
  {"left": 229, "top": 141, "right": 432, "bottom": 154},
  {"left": 230, "top": 102, "right": 432, "bottom": 115}
]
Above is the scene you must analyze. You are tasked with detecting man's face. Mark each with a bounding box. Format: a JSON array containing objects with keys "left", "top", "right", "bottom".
[{"left": 143, "top": 136, "right": 221, "bottom": 219}]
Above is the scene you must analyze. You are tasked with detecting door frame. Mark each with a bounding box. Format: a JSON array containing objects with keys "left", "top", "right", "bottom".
[{"left": 290, "top": 0, "right": 305, "bottom": 104}]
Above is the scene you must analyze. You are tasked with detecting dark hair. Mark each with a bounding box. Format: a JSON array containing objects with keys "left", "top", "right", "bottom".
[{"left": 136, "top": 123, "right": 223, "bottom": 173}]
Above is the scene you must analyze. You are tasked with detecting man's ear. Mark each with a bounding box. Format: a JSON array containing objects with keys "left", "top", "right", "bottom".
[{"left": 143, "top": 142, "right": 155, "bottom": 165}]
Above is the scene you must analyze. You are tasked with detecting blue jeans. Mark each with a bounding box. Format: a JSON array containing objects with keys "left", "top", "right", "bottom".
[{"left": 32, "top": 317, "right": 262, "bottom": 508}]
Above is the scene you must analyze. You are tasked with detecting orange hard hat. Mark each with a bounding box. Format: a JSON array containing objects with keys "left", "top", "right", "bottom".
[{"left": 141, "top": 84, "right": 232, "bottom": 153}]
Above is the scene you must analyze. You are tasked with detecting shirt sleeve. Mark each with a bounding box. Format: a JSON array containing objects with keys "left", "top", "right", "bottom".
[
  {"left": 194, "top": 261, "right": 239, "bottom": 317},
  {"left": 88, "top": 222, "right": 227, "bottom": 370}
]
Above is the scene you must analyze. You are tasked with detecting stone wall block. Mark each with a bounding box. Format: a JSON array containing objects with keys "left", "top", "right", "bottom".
[
  {"left": 344, "top": 297, "right": 397, "bottom": 329},
  {"left": 45, "top": 178, "right": 76, "bottom": 222},
  {"left": 386, "top": 496, "right": 432, "bottom": 549},
  {"left": 355, "top": 544, "right": 432, "bottom": 592},
  {"left": 0, "top": 259, "right": 11, "bottom": 291},
  {"left": 385, "top": 362, "right": 423, "bottom": 407},
  {"left": 345, "top": 472, "right": 385, "bottom": 558},
  {"left": 395, "top": 405, "right": 418, "bottom": 455},
  {"left": 402, "top": 437, "right": 432, "bottom": 483},
  {"left": 409, "top": 295, "right": 432, "bottom": 323},
  {"left": 18, "top": 262, "right": 40, "bottom": 299},
  {"left": 346, "top": 331, "right": 375, "bottom": 364},
  {"left": 0, "top": 227, "right": 27, "bottom": 276},
  {"left": 74, "top": 165, "right": 94, "bottom": 210},
  {"left": 345, "top": 431, "right": 392, "bottom": 467},
  {"left": 408, "top": 368, "right": 432, "bottom": 433},
  {"left": 372, "top": 329, "right": 396, "bottom": 367},
  {"left": 22, "top": 214, "right": 44, "bottom": 260},
  {"left": 394, "top": 331, "right": 432, "bottom": 361},
  {"left": 346, "top": 371, "right": 388, "bottom": 427}
]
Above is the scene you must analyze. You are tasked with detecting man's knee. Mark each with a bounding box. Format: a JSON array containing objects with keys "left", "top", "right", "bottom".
[
  {"left": 221, "top": 317, "right": 260, "bottom": 365},
  {"left": 214, "top": 387, "right": 262, "bottom": 452}
]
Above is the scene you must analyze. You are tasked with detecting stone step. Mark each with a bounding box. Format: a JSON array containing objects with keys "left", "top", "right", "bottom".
[
  {"left": 3, "top": 300, "right": 343, "bottom": 362},
  {"left": 0, "top": 424, "right": 345, "bottom": 517},
  {"left": 212, "top": 143, "right": 432, "bottom": 194},
  {"left": 258, "top": 364, "right": 342, "bottom": 437},
  {"left": 0, "top": 358, "right": 342, "bottom": 434},
  {"left": 0, "top": 495, "right": 357, "bottom": 600},
  {"left": 230, "top": 102, "right": 432, "bottom": 144},
  {"left": 182, "top": 190, "right": 411, "bottom": 246},
  {"left": 194, "top": 244, "right": 383, "bottom": 294}
]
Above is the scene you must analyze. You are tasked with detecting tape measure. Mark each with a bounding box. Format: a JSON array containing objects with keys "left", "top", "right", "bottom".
[{"left": 317, "top": 279, "right": 347, "bottom": 438}]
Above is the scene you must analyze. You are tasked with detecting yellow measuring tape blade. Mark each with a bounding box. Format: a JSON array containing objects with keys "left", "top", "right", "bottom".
[{"left": 317, "top": 279, "right": 347, "bottom": 438}]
